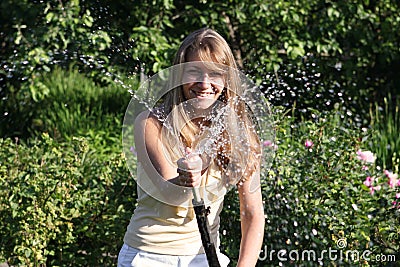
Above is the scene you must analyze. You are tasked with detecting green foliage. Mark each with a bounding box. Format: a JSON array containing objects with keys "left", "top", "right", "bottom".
[
  {"left": 30, "top": 66, "right": 132, "bottom": 139},
  {"left": 220, "top": 106, "right": 400, "bottom": 266},
  {"left": 0, "top": 133, "right": 136, "bottom": 266},
  {"left": 5, "top": 0, "right": 112, "bottom": 72},
  {"left": 1, "top": 1, "right": 400, "bottom": 266},
  {"left": 1, "top": 0, "right": 120, "bottom": 138},
  {"left": 127, "top": 0, "right": 178, "bottom": 73},
  {"left": 0, "top": 66, "right": 135, "bottom": 266},
  {"left": 1, "top": 66, "right": 133, "bottom": 139},
  {"left": 368, "top": 93, "right": 400, "bottom": 171},
  {"left": 2, "top": 0, "right": 399, "bottom": 95},
  {"left": 1, "top": 0, "right": 399, "bottom": 144},
  {"left": 129, "top": 26, "right": 177, "bottom": 74}
]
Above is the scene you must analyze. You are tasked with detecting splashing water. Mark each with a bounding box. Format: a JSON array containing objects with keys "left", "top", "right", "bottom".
[{"left": 122, "top": 61, "right": 276, "bottom": 207}]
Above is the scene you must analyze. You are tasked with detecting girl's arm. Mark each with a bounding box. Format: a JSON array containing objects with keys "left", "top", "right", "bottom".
[
  {"left": 134, "top": 111, "right": 179, "bottom": 180},
  {"left": 134, "top": 111, "right": 202, "bottom": 204},
  {"left": 236, "top": 173, "right": 265, "bottom": 267}
]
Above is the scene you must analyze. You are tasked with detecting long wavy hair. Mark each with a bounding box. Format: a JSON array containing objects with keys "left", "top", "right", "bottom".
[{"left": 159, "top": 28, "right": 261, "bottom": 184}]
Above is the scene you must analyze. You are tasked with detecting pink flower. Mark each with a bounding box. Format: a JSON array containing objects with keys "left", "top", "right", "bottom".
[
  {"left": 262, "top": 140, "right": 278, "bottom": 150},
  {"left": 363, "top": 176, "right": 373, "bottom": 187},
  {"left": 263, "top": 140, "right": 272, "bottom": 147},
  {"left": 369, "top": 187, "right": 375, "bottom": 195},
  {"left": 369, "top": 185, "right": 381, "bottom": 195},
  {"left": 356, "top": 150, "right": 376, "bottom": 163},
  {"left": 396, "top": 193, "right": 400, "bottom": 199},
  {"left": 304, "top": 140, "right": 313, "bottom": 148},
  {"left": 385, "top": 170, "right": 399, "bottom": 188},
  {"left": 361, "top": 165, "right": 369, "bottom": 171},
  {"left": 363, "top": 176, "right": 381, "bottom": 195}
]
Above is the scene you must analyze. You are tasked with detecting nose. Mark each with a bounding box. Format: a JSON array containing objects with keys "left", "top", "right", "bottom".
[{"left": 197, "top": 73, "right": 211, "bottom": 89}]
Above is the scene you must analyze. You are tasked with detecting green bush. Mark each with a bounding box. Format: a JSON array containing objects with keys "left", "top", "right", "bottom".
[
  {"left": 0, "top": 133, "right": 136, "bottom": 266},
  {"left": 220, "top": 106, "right": 400, "bottom": 266}
]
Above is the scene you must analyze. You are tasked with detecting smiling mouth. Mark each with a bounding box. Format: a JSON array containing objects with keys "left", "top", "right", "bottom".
[{"left": 191, "top": 90, "right": 215, "bottom": 98}]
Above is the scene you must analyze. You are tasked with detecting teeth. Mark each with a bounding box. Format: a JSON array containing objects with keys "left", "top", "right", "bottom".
[{"left": 192, "top": 90, "right": 213, "bottom": 96}]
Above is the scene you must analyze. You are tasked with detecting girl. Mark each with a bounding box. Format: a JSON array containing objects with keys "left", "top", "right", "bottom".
[{"left": 118, "top": 28, "right": 265, "bottom": 267}]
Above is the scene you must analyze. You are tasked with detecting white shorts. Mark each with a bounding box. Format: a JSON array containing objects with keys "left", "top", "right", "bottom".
[{"left": 117, "top": 243, "right": 230, "bottom": 267}]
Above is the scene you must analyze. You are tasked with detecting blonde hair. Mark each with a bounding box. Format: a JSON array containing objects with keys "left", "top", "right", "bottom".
[{"left": 160, "top": 28, "right": 260, "bottom": 184}]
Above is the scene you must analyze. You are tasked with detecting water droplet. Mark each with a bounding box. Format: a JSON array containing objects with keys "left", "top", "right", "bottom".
[{"left": 312, "top": 229, "right": 318, "bottom": 236}]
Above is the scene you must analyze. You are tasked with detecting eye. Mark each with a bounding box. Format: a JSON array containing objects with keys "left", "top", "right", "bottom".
[
  {"left": 186, "top": 68, "right": 201, "bottom": 75},
  {"left": 209, "top": 71, "right": 223, "bottom": 78}
]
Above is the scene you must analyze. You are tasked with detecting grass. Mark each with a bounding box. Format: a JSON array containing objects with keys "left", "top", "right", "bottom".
[{"left": 368, "top": 93, "right": 400, "bottom": 172}]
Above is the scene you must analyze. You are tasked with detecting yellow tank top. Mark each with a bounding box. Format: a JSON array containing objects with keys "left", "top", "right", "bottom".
[{"left": 123, "top": 161, "right": 226, "bottom": 255}]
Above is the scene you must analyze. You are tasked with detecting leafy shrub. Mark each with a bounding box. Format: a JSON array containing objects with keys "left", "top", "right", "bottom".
[
  {"left": 0, "top": 133, "right": 136, "bottom": 266},
  {"left": 220, "top": 106, "right": 400, "bottom": 266}
]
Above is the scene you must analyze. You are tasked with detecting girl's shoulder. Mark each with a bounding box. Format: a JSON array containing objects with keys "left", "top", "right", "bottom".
[{"left": 134, "top": 108, "right": 165, "bottom": 131}]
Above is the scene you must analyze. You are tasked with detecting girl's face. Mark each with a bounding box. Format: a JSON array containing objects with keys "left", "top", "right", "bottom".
[{"left": 182, "top": 52, "right": 225, "bottom": 110}]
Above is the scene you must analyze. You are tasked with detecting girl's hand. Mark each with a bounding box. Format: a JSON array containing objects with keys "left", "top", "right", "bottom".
[{"left": 176, "top": 148, "right": 202, "bottom": 187}]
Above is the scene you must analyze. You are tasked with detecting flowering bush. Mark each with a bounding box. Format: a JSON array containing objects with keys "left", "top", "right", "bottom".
[
  {"left": 357, "top": 150, "right": 377, "bottom": 164},
  {"left": 357, "top": 150, "right": 400, "bottom": 210},
  {"left": 220, "top": 107, "right": 400, "bottom": 266}
]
